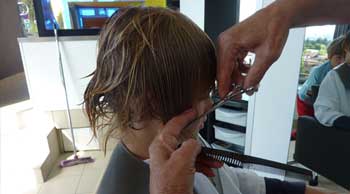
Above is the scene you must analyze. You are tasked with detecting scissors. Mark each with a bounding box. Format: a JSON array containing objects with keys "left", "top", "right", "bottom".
[{"left": 185, "top": 84, "right": 257, "bottom": 128}]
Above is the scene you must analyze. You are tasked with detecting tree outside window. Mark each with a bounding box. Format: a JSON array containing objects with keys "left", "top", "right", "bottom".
[{"left": 299, "top": 25, "right": 335, "bottom": 84}]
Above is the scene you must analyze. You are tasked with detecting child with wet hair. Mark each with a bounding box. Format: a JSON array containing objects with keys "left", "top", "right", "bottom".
[
  {"left": 84, "top": 6, "right": 334, "bottom": 194},
  {"left": 314, "top": 32, "right": 350, "bottom": 129},
  {"left": 297, "top": 35, "right": 345, "bottom": 117}
]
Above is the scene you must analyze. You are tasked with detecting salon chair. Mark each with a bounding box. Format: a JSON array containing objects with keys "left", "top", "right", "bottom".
[{"left": 294, "top": 116, "right": 350, "bottom": 190}]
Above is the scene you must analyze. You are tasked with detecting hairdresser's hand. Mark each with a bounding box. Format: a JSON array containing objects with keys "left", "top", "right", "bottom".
[
  {"left": 217, "top": 3, "right": 291, "bottom": 98},
  {"left": 149, "top": 109, "right": 201, "bottom": 194}
]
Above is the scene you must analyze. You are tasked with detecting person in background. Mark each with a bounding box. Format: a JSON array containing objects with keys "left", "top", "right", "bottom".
[
  {"left": 297, "top": 36, "right": 345, "bottom": 117},
  {"left": 291, "top": 36, "right": 346, "bottom": 139},
  {"left": 314, "top": 32, "right": 350, "bottom": 129}
]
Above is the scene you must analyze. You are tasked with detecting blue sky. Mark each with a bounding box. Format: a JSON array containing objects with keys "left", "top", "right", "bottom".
[{"left": 305, "top": 25, "right": 335, "bottom": 40}]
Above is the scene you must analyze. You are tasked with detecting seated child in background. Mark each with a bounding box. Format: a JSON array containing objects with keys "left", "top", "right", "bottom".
[
  {"left": 84, "top": 7, "right": 335, "bottom": 194},
  {"left": 314, "top": 32, "right": 350, "bottom": 129},
  {"left": 297, "top": 35, "right": 345, "bottom": 117}
]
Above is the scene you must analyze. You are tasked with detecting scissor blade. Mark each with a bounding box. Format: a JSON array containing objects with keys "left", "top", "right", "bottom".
[{"left": 184, "top": 89, "right": 248, "bottom": 129}]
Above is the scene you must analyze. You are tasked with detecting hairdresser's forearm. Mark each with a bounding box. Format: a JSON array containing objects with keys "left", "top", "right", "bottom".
[{"left": 271, "top": 0, "right": 350, "bottom": 28}]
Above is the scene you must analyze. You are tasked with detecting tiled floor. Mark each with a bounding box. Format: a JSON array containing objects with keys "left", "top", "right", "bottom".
[
  {"left": 0, "top": 101, "right": 111, "bottom": 194},
  {"left": 37, "top": 151, "right": 111, "bottom": 194},
  {"left": 0, "top": 100, "right": 48, "bottom": 194}
]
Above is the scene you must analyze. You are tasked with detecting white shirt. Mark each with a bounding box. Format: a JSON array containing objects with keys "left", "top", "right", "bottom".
[
  {"left": 314, "top": 70, "right": 350, "bottom": 126},
  {"left": 194, "top": 165, "right": 266, "bottom": 194},
  {"left": 145, "top": 159, "right": 266, "bottom": 194}
]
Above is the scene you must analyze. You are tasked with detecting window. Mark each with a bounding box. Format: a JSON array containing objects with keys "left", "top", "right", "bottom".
[{"left": 299, "top": 25, "right": 336, "bottom": 84}]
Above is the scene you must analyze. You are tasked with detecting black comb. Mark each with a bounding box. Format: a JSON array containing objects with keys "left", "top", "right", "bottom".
[{"left": 200, "top": 147, "right": 313, "bottom": 177}]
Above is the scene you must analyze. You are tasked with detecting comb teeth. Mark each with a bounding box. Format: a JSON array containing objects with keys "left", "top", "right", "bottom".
[
  {"left": 200, "top": 147, "right": 314, "bottom": 179},
  {"left": 201, "top": 148, "right": 243, "bottom": 168}
]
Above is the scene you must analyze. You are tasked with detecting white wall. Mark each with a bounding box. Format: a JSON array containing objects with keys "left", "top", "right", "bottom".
[
  {"left": 245, "top": 0, "right": 305, "bottom": 178},
  {"left": 248, "top": 29, "right": 305, "bottom": 161},
  {"left": 180, "top": 0, "right": 205, "bottom": 30},
  {"left": 18, "top": 37, "right": 98, "bottom": 111},
  {"left": 240, "top": 0, "right": 257, "bottom": 21}
]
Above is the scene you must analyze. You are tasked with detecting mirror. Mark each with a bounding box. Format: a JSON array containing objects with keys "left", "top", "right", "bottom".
[
  {"left": 33, "top": 0, "right": 179, "bottom": 36},
  {"left": 288, "top": 25, "right": 336, "bottom": 161},
  {"left": 41, "top": 0, "right": 144, "bottom": 30}
]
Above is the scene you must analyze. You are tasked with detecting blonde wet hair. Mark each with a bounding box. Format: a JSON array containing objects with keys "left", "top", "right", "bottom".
[{"left": 84, "top": 7, "right": 216, "bottom": 146}]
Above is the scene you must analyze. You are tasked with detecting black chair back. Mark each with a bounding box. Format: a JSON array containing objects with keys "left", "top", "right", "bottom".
[{"left": 295, "top": 116, "right": 350, "bottom": 190}]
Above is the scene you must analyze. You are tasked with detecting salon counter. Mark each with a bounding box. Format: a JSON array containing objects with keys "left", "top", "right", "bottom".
[{"left": 18, "top": 36, "right": 98, "bottom": 111}]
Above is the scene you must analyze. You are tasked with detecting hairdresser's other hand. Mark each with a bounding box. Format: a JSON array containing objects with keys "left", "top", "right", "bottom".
[
  {"left": 217, "top": 2, "right": 291, "bottom": 98},
  {"left": 149, "top": 109, "right": 201, "bottom": 194}
]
